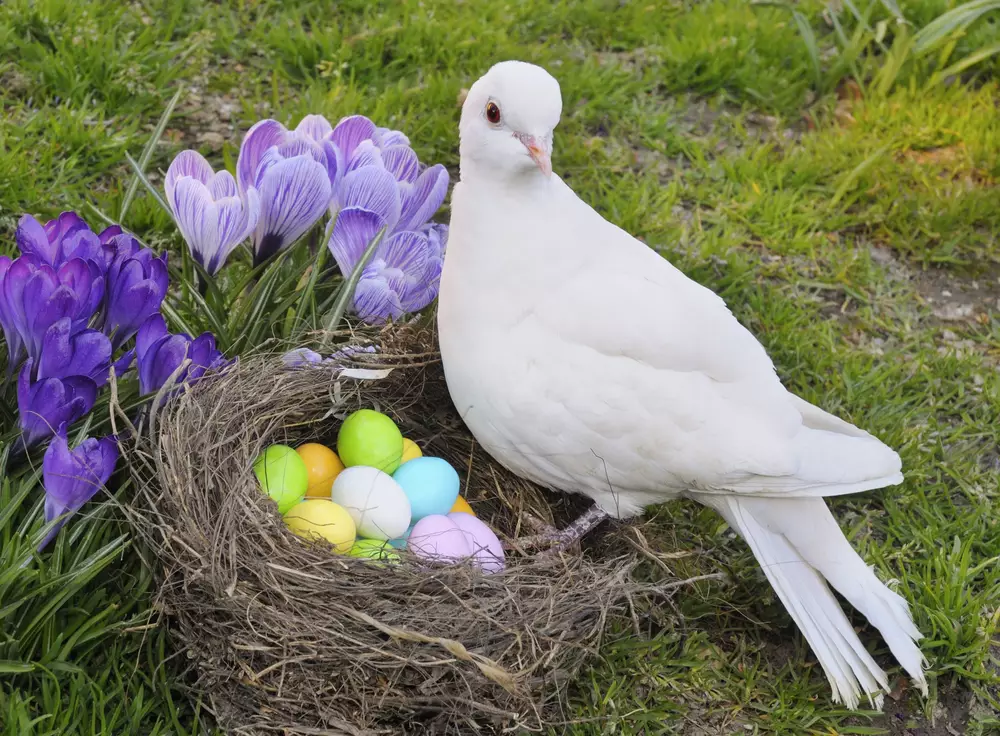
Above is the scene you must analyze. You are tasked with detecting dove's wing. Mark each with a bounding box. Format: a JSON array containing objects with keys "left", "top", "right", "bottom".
[{"left": 519, "top": 195, "right": 901, "bottom": 497}]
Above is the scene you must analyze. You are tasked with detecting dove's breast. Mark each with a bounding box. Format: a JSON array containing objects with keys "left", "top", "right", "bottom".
[{"left": 439, "top": 180, "right": 702, "bottom": 516}]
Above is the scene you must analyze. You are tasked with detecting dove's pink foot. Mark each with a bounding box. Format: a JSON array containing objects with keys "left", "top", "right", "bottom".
[{"left": 507, "top": 504, "right": 609, "bottom": 552}]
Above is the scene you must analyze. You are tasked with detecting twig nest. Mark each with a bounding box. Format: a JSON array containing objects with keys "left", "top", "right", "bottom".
[{"left": 123, "top": 326, "right": 674, "bottom": 735}]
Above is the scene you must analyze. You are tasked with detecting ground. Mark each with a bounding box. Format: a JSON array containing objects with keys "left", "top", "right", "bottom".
[{"left": 0, "top": 0, "right": 998, "bottom": 734}]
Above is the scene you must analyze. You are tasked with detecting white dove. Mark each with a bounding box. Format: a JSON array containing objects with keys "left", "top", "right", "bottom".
[{"left": 437, "top": 60, "right": 927, "bottom": 708}]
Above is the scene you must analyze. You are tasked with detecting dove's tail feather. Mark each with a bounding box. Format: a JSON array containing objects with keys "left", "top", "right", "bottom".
[{"left": 694, "top": 494, "right": 927, "bottom": 709}]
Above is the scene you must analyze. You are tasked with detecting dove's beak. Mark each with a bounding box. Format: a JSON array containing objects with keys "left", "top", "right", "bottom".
[{"left": 515, "top": 133, "right": 552, "bottom": 176}]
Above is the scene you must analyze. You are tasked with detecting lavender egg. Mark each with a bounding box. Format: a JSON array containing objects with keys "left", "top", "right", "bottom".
[
  {"left": 409, "top": 515, "right": 472, "bottom": 564},
  {"left": 448, "top": 512, "right": 505, "bottom": 574}
]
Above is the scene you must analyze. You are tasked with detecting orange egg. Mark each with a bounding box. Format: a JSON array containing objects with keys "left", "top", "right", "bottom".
[
  {"left": 450, "top": 495, "right": 475, "bottom": 516},
  {"left": 296, "top": 443, "right": 345, "bottom": 498},
  {"left": 400, "top": 437, "right": 423, "bottom": 464}
]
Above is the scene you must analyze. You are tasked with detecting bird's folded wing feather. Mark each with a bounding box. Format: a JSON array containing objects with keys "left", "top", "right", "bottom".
[{"left": 521, "top": 223, "right": 899, "bottom": 495}]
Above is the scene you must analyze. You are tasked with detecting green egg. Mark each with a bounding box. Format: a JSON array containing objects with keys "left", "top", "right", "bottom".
[
  {"left": 349, "top": 538, "right": 400, "bottom": 563},
  {"left": 337, "top": 409, "right": 404, "bottom": 474},
  {"left": 253, "top": 445, "right": 308, "bottom": 513}
]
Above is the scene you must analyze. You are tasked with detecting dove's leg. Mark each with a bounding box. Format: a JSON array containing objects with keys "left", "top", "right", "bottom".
[{"left": 509, "top": 504, "right": 609, "bottom": 551}]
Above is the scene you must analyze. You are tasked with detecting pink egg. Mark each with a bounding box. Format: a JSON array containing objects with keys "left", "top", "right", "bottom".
[
  {"left": 409, "top": 515, "right": 472, "bottom": 564},
  {"left": 448, "top": 512, "right": 505, "bottom": 574}
]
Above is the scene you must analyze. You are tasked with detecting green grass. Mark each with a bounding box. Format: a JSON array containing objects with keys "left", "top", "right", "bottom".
[{"left": 0, "top": 0, "right": 998, "bottom": 733}]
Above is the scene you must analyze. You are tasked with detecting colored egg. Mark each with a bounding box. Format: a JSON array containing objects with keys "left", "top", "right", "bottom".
[
  {"left": 449, "top": 512, "right": 505, "bottom": 574},
  {"left": 392, "top": 457, "right": 460, "bottom": 522},
  {"left": 283, "top": 499, "right": 356, "bottom": 553},
  {"left": 253, "top": 444, "right": 308, "bottom": 513},
  {"left": 296, "top": 443, "right": 345, "bottom": 498},
  {"left": 349, "top": 538, "right": 400, "bottom": 562},
  {"left": 409, "top": 514, "right": 472, "bottom": 564},
  {"left": 331, "top": 466, "right": 411, "bottom": 540},
  {"left": 450, "top": 495, "right": 475, "bottom": 516},
  {"left": 337, "top": 409, "right": 403, "bottom": 473},
  {"left": 388, "top": 525, "right": 413, "bottom": 550},
  {"left": 401, "top": 438, "right": 422, "bottom": 464}
]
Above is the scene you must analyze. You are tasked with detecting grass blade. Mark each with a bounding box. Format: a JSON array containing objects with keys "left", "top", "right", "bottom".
[
  {"left": 124, "top": 152, "right": 173, "bottom": 217},
  {"left": 119, "top": 86, "right": 183, "bottom": 223},
  {"left": 830, "top": 143, "right": 891, "bottom": 207}
]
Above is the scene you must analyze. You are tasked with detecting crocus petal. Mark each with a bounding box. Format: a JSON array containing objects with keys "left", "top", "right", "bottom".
[
  {"left": 112, "top": 349, "right": 135, "bottom": 376},
  {"left": 252, "top": 155, "right": 332, "bottom": 265},
  {"left": 381, "top": 146, "right": 420, "bottom": 183},
  {"left": 338, "top": 167, "right": 401, "bottom": 231},
  {"left": 282, "top": 347, "right": 324, "bottom": 368},
  {"left": 139, "top": 333, "right": 190, "bottom": 396},
  {"left": 209, "top": 188, "right": 259, "bottom": 275},
  {"left": 209, "top": 170, "right": 239, "bottom": 200},
  {"left": 347, "top": 140, "right": 384, "bottom": 172},
  {"left": 378, "top": 231, "right": 429, "bottom": 291},
  {"left": 98, "top": 225, "right": 123, "bottom": 245},
  {"left": 165, "top": 150, "right": 215, "bottom": 208},
  {"left": 377, "top": 127, "right": 410, "bottom": 148},
  {"left": 18, "top": 364, "right": 98, "bottom": 448},
  {"left": 171, "top": 177, "right": 220, "bottom": 271},
  {"left": 397, "top": 164, "right": 449, "bottom": 232},
  {"left": 327, "top": 207, "right": 386, "bottom": 276},
  {"left": 353, "top": 276, "right": 403, "bottom": 323},
  {"left": 237, "top": 119, "right": 288, "bottom": 196},
  {"left": 15, "top": 215, "right": 50, "bottom": 261},
  {"left": 136, "top": 314, "right": 169, "bottom": 360},
  {"left": 322, "top": 141, "right": 344, "bottom": 199},
  {"left": 331, "top": 115, "right": 378, "bottom": 161},
  {"left": 295, "top": 114, "right": 333, "bottom": 142}
]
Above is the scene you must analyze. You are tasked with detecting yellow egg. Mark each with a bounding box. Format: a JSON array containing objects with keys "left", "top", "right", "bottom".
[
  {"left": 283, "top": 499, "right": 356, "bottom": 553},
  {"left": 450, "top": 495, "right": 475, "bottom": 516},
  {"left": 296, "top": 443, "right": 345, "bottom": 498},
  {"left": 400, "top": 438, "right": 423, "bottom": 464}
]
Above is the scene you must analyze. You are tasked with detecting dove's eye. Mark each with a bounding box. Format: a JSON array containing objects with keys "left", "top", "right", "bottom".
[{"left": 485, "top": 102, "right": 501, "bottom": 125}]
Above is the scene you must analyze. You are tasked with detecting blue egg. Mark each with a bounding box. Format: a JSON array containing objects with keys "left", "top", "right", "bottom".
[
  {"left": 388, "top": 525, "right": 412, "bottom": 550},
  {"left": 392, "top": 457, "right": 461, "bottom": 521}
]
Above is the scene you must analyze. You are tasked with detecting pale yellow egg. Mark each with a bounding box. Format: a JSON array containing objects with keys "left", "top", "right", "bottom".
[{"left": 283, "top": 499, "right": 356, "bottom": 553}]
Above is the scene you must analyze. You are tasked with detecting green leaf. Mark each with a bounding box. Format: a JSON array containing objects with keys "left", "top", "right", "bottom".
[
  {"left": 930, "top": 40, "right": 1000, "bottom": 85},
  {"left": 913, "top": 0, "right": 1000, "bottom": 55},
  {"left": 119, "top": 86, "right": 184, "bottom": 223}
]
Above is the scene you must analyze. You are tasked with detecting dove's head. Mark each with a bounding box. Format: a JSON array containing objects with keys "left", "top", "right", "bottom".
[{"left": 459, "top": 61, "right": 562, "bottom": 181}]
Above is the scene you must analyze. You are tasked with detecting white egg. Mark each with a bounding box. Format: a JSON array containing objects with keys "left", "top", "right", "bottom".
[{"left": 331, "top": 466, "right": 412, "bottom": 540}]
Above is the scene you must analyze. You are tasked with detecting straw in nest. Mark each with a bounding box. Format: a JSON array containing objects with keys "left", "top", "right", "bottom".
[{"left": 122, "top": 327, "right": 691, "bottom": 735}]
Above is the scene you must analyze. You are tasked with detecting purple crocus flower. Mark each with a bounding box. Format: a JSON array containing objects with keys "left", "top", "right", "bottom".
[
  {"left": 164, "top": 151, "right": 261, "bottom": 275},
  {"left": 135, "top": 314, "right": 227, "bottom": 396},
  {"left": 328, "top": 210, "right": 449, "bottom": 323},
  {"left": 17, "top": 360, "right": 98, "bottom": 448},
  {"left": 236, "top": 119, "right": 333, "bottom": 266},
  {"left": 15, "top": 212, "right": 108, "bottom": 269},
  {"left": 0, "top": 255, "right": 104, "bottom": 369},
  {"left": 102, "top": 239, "right": 168, "bottom": 351},
  {"left": 36, "top": 318, "right": 112, "bottom": 387},
  {"left": 39, "top": 424, "right": 118, "bottom": 551}
]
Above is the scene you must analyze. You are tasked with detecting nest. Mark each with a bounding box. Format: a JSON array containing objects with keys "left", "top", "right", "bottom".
[{"left": 123, "top": 327, "right": 683, "bottom": 735}]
